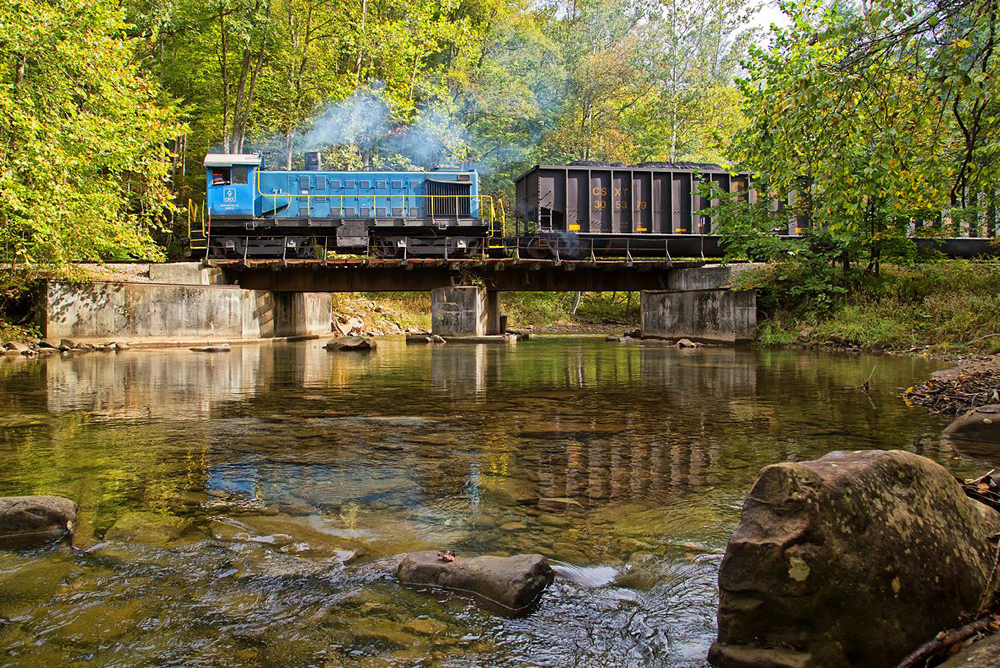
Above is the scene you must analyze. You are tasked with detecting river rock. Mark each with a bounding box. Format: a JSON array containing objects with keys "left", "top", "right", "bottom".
[
  {"left": 190, "top": 343, "right": 231, "bottom": 353},
  {"left": 104, "top": 511, "right": 189, "bottom": 546},
  {"left": 0, "top": 495, "right": 77, "bottom": 549},
  {"left": 710, "top": 450, "right": 1000, "bottom": 668},
  {"left": 397, "top": 551, "right": 554, "bottom": 614},
  {"left": 938, "top": 633, "right": 1000, "bottom": 667},
  {"left": 944, "top": 405, "right": 1000, "bottom": 444},
  {"left": 325, "top": 336, "right": 376, "bottom": 352}
]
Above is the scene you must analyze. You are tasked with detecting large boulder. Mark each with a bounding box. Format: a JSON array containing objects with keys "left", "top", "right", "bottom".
[
  {"left": 325, "top": 336, "right": 376, "bottom": 352},
  {"left": 0, "top": 496, "right": 77, "bottom": 549},
  {"left": 398, "top": 551, "right": 553, "bottom": 614},
  {"left": 944, "top": 404, "right": 1000, "bottom": 444},
  {"left": 710, "top": 450, "right": 1000, "bottom": 668}
]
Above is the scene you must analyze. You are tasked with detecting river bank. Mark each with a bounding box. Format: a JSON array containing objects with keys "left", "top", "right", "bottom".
[
  {"left": 905, "top": 354, "right": 1000, "bottom": 416},
  {"left": 742, "top": 260, "right": 1000, "bottom": 354}
]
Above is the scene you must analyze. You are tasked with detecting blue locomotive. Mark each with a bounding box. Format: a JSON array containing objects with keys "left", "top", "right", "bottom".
[{"left": 199, "top": 152, "right": 494, "bottom": 258}]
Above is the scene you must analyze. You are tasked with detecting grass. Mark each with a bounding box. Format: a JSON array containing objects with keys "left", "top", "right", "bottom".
[
  {"left": 745, "top": 260, "right": 1000, "bottom": 352},
  {"left": 0, "top": 321, "right": 39, "bottom": 344}
]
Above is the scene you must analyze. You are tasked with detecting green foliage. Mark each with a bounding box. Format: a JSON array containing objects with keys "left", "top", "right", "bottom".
[
  {"left": 362, "top": 291, "right": 638, "bottom": 328},
  {"left": 732, "top": 0, "right": 1000, "bottom": 275},
  {"left": 751, "top": 260, "right": 1000, "bottom": 351},
  {"left": 0, "top": 0, "right": 180, "bottom": 282},
  {"left": 0, "top": 321, "right": 38, "bottom": 344}
]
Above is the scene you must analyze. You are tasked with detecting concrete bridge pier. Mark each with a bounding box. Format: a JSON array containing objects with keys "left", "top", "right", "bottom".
[
  {"left": 640, "top": 290, "right": 756, "bottom": 344},
  {"left": 431, "top": 287, "right": 506, "bottom": 338},
  {"left": 638, "top": 266, "right": 756, "bottom": 344}
]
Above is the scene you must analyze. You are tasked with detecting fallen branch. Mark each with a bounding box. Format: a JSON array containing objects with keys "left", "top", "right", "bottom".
[
  {"left": 895, "top": 615, "right": 999, "bottom": 668},
  {"left": 857, "top": 365, "right": 877, "bottom": 393}
]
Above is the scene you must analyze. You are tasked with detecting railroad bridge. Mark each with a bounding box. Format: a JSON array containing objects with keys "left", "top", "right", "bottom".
[
  {"left": 212, "top": 257, "right": 755, "bottom": 343},
  {"left": 39, "top": 258, "right": 757, "bottom": 345}
]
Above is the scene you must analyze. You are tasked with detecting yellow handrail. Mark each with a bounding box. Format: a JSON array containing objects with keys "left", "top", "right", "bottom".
[
  {"left": 187, "top": 198, "right": 208, "bottom": 250},
  {"left": 259, "top": 191, "right": 502, "bottom": 223}
]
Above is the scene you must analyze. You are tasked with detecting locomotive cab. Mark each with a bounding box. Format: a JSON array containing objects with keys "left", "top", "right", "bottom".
[{"left": 204, "top": 153, "right": 262, "bottom": 218}]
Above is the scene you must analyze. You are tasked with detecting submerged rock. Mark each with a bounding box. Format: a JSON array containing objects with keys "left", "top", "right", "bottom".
[
  {"left": 190, "top": 343, "right": 231, "bottom": 353},
  {"left": 397, "top": 551, "right": 553, "bottom": 614},
  {"left": 325, "top": 336, "right": 376, "bottom": 352},
  {"left": 944, "top": 404, "right": 1000, "bottom": 444},
  {"left": 710, "top": 450, "right": 1000, "bottom": 668},
  {"left": 104, "top": 511, "right": 189, "bottom": 546},
  {"left": 0, "top": 495, "right": 77, "bottom": 549}
]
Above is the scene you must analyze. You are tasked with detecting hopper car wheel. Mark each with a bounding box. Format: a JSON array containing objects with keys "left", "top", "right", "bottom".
[{"left": 524, "top": 236, "right": 554, "bottom": 259}]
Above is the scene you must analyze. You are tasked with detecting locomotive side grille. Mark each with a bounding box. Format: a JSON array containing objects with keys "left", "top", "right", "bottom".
[{"left": 426, "top": 180, "right": 471, "bottom": 217}]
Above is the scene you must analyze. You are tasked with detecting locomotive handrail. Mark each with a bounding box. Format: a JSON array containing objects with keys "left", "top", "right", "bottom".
[
  {"left": 252, "top": 165, "right": 497, "bottom": 223},
  {"left": 187, "top": 199, "right": 209, "bottom": 251},
  {"left": 258, "top": 190, "right": 500, "bottom": 222}
]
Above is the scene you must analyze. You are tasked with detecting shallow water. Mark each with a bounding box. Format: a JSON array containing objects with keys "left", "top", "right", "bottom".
[{"left": 0, "top": 338, "right": 986, "bottom": 666}]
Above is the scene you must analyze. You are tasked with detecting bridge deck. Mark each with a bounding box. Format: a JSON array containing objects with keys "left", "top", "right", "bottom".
[{"left": 215, "top": 257, "right": 707, "bottom": 292}]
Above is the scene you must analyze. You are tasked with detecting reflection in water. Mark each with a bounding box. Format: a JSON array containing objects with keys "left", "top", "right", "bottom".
[{"left": 0, "top": 338, "right": 980, "bottom": 666}]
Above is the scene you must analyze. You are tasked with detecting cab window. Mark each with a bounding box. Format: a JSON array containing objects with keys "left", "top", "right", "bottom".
[
  {"left": 212, "top": 168, "right": 231, "bottom": 185},
  {"left": 233, "top": 166, "right": 249, "bottom": 185}
]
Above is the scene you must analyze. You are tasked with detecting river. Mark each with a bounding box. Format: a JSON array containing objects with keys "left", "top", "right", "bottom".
[{"left": 0, "top": 338, "right": 984, "bottom": 666}]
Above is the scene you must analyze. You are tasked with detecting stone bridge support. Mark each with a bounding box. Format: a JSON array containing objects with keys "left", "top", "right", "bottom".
[
  {"left": 639, "top": 266, "right": 757, "bottom": 344},
  {"left": 431, "top": 287, "right": 505, "bottom": 338},
  {"left": 39, "top": 281, "right": 333, "bottom": 343},
  {"left": 640, "top": 290, "right": 756, "bottom": 344}
]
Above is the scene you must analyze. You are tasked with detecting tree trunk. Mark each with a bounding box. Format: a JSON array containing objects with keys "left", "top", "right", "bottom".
[
  {"left": 355, "top": 0, "right": 368, "bottom": 83},
  {"left": 218, "top": 3, "right": 231, "bottom": 153}
]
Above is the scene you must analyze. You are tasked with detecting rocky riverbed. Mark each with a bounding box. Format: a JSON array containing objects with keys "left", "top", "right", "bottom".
[{"left": 0, "top": 339, "right": 987, "bottom": 666}]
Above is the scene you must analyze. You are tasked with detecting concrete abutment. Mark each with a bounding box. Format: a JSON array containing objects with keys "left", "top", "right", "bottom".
[
  {"left": 640, "top": 289, "right": 756, "bottom": 344},
  {"left": 40, "top": 281, "right": 333, "bottom": 343}
]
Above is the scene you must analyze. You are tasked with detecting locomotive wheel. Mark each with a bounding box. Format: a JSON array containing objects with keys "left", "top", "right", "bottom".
[{"left": 372, "top": 237, "right": 401, "bottom": 258}]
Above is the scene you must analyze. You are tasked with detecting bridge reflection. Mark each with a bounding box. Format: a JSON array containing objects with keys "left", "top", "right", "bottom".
[{"left": 0, "top": 339, "right": 976, "bottom": 523}]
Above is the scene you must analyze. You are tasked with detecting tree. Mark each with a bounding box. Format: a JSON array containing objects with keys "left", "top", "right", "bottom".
[
  {"left": 728, "top": 0, "right": 1000, "bottom": 273},
  {"left": 0, "top": 0, "right": 180, "bottom": 279}
]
